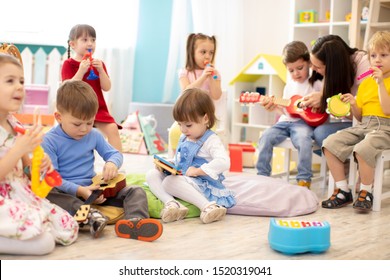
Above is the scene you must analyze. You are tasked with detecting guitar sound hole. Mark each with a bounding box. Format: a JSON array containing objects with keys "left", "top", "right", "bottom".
[{"left": 100, "top": 183, "right": 108, "bottom": 187}]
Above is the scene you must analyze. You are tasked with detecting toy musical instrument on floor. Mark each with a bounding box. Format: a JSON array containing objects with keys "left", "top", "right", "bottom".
[
  {"left": 326, "top": 93, "right": 350, "bottom": 118},
  {"left": 14, "top": 125, "right": 62, "bottom": 198},
  {"left": 240, "top": 92, "right": 328, "bottom": 127},
  {"left": 82, "top": 48, "right": 99, "bottom": 80},
  {"left": 74, "top": 205, "right": 91, "bottom": 223},
  {"left": 268, "top": 218, "right": 331, "bottom": 254},
  {"left": 153, "top": 155, "right": 182, "bottom": 175}
]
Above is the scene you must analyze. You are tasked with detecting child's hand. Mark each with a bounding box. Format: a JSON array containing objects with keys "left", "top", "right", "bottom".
[
  {"left": 91, "top": 59, "right": 104, "bottom": 73},
  {"left": 15, "top": 125, "right": 44, "bottom": 155},
  {"left": 260, "top": 96, "right": 277, "bottom": 111},
  {"left": 371, "top": 66, "right": 384, "bottom": 84},
  {"left": 202, "top": 64, "right": 215, "bottom": 79},
  {"left": 185, "top": 166, "right": 205, "bottom": 177},
  {"left": 40, "top": 153, "right": 54, "bottom": 174},
  {"left": 79, "top": 59, "right": 91, "bottom": 74},
  {"left": 340, "top": 93, "right": 356, "bottom": 106},
  {"left": 77, "top": 184, "right": 107, "bottom": 204},
  {"left": 155, "top": 164, "right": 164, "bottom": 173},
  {"left": 102, "top": 162, "right": 118, "bottom": 182}
]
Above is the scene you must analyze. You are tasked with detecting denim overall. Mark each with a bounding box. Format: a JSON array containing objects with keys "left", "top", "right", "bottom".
[{"left": 176, "top": 130, "right": 236, "bottom": 208}]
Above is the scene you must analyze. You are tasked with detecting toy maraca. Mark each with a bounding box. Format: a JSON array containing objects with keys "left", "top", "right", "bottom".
[
  {"left": 82, "top": 48, "right": 99, "bottom": 80},
  {"left": 204, "top": 60, "right": 218, "bottom": 79}
]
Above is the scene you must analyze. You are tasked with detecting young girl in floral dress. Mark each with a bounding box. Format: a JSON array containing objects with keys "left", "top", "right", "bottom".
[{"left": 0, "top": 54, "right": 78, "bottom": 255}]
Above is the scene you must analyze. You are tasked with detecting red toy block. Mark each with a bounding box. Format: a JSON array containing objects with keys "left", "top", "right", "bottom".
[
  {"left": 229, "top": 145, "right": 243, "bottom": 172},
  {"left": 229, "top": 143, "right": 256, "bottom": 172}
]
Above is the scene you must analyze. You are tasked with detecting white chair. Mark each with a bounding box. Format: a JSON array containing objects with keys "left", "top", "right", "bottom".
[
  {"left": 273, "top": 138, "right": 328, "bottom": 188},
  {"left": 327, "top": 149, "right": 390, "bottom": 211}
]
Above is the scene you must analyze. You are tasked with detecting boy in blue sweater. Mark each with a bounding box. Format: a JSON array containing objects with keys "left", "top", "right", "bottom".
[{"left": 42, "top": 80, "right": 162, "bottom": 241}]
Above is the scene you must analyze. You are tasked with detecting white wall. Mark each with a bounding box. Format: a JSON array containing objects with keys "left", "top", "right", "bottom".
[
  {"left": 242, "top": 0, "right": 291, "bottom": 62},
  {"left": 218, "top": 0, "right": 290, "bottom": 135},
  {"left": 1, "top": 0, "right": 292, "bottom": 121},
  {"left": 1, "top": 0, "right": 291, "bottom": 90},
  {"left": 0, "top": 0, "right": 138, "bottom": 48},
  {"left": 214, "top": 0, "right": 290, "bottom": 92}
]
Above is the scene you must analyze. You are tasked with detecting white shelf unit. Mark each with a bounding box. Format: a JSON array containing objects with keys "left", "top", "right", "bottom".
[
  {"left": 289, "top": 0, "right": 368, "bottom": 48},
  {"left": 231, "top": 74, "right": 285, "bottom": 144}
]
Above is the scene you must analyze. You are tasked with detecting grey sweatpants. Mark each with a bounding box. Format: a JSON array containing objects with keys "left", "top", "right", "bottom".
[{"left": 47, "top": 185, "right": 149, "bottom": 220}]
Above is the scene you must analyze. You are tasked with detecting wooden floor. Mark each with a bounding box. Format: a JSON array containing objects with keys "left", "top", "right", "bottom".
[{"left": 2, "top": 153, "right": 390, "bottom": 260}]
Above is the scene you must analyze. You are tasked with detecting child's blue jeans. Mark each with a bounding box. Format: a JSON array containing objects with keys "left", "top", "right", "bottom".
[{"left": 256, "top": 120, "right": 314, "bottom": 182}]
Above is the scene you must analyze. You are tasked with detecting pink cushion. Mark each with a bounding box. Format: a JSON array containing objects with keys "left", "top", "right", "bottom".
[{"left": 225, "top": 174, "right": 319, "bottom": 217}]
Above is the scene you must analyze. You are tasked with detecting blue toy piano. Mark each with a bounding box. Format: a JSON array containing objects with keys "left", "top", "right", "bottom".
[{"left": 268, "top": 218, "right": 331, "bottom": 254}]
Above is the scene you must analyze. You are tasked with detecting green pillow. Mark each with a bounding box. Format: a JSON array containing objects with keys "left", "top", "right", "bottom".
[{"left": 126, "top": 174, "right": 200, "bottom": 218}]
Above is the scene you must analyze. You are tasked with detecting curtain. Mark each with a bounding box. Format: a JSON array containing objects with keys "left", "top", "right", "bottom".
[
  {"left": 96, "top": 47, "right": 136, "bottom": 122},
  {"left": 162, "top": 0, "right": 193, "bottom": 103}
]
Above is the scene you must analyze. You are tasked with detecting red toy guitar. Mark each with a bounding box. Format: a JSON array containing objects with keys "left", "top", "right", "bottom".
[{"left": 240, "top": 92, "right": 328, "bottom": 127}]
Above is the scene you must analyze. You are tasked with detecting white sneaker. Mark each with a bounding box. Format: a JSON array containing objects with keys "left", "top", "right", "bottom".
[
  {"left": 200, "top": 202, "right": 227, "bottom": 224},
  {"left": 160, "top": 200, "right": 188, "bottom": 223}
]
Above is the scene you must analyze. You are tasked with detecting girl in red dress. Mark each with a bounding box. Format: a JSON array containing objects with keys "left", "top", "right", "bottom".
[{"left": 62, "top": 24, "right": 122, "bottom": 151}]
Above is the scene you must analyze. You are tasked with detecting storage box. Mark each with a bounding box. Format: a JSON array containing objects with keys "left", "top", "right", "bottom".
[
  {"left": 24, "top": 84, "right": 49, "bottom": 105},
  {"left": 298, "top": 10, "right": 318, "bottom": 23},
  {"left": 22, "top": 84, "right": 50, "bottom": 114},
  {"left": 229, "top": 143, "right": 256, "bottom": 168}
]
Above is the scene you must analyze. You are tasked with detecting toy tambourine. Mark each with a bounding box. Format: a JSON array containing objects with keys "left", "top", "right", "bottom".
[{"left": 326, "top": 93, "right": 350, "bottom": 118}]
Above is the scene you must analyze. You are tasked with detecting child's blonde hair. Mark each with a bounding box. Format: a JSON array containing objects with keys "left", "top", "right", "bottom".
[
  {"left": 367, "top": 31, "right": 390, "bottom": 56},
  {"left": 67, "top": 24, "right": 97, "bottom": 58},
  {"left": 173, "top": 88, "right": 216, "bottom": 128},
  {"left": 56, "top": 80, "right": 98, "bottom": 120},
  {"left": 0, "top": 54, "right": 23, "bottom": 70},
  {"left": 185, "top": 33, "right": 217, "bottom": 71}
]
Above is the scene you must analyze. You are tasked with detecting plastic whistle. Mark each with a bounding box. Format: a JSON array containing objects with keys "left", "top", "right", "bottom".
[
  {"left": 82, "top": 48, "right": 99, "bottom": 80},
  {"left": 204, "top": 61, "right": 218, "bottom": 80},
  {"left": 357, "top": 66, "right": 381, "bottom": 80}
]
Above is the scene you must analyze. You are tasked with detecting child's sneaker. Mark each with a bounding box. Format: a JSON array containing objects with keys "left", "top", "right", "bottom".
[
  {"left": 88, "top": 208, "right": 109, "bottom": 238},
  {"left": 160, "top": 200, "right": 188, "bottom": 223},
  {"left": 297, "top": 180, "right": 311, "bottom": 189},
  {"left": 200, "top": 202, "right": 227, "bottom": 224},
  {"left": 115, "top": 218, "right": 163, "bottom": 242}
]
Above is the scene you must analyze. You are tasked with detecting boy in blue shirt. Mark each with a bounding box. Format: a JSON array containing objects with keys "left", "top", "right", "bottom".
[{"left": 43, "top": 80, "right": 162, "bottom": 241}]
